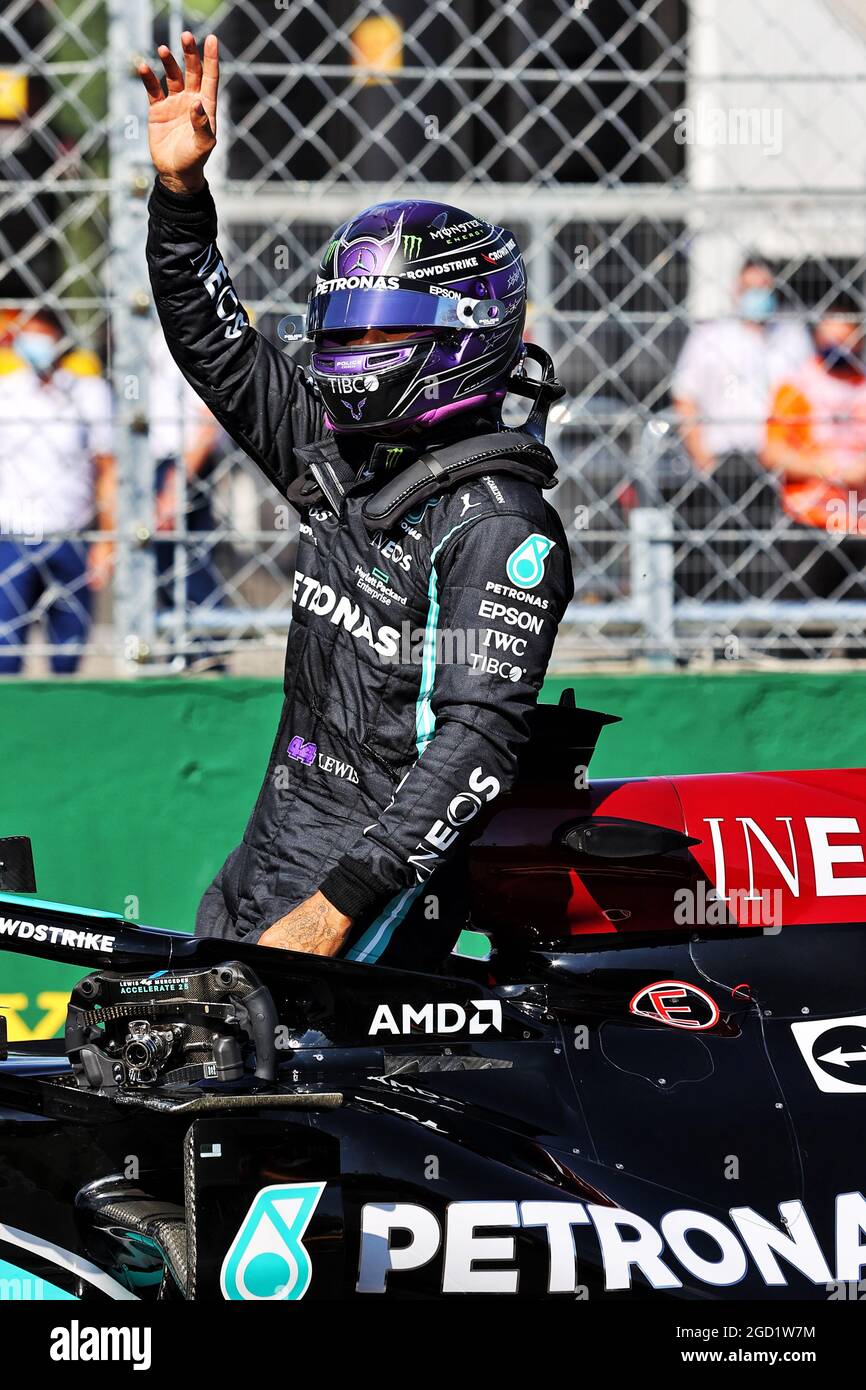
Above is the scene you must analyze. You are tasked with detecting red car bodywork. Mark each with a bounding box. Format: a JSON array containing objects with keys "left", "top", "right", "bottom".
[{"left": 471, "top": 768, "right": 866, "bottom": 943}]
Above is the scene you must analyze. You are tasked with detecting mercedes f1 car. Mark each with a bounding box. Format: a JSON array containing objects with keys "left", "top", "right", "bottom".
[{"left": 1, "top": 695, "right": 865, "bottom": 1301}]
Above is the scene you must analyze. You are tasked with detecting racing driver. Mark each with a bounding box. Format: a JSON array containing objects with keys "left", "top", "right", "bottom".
[{"left": 139, "top": 34, "right": 574, "bottom": 968}]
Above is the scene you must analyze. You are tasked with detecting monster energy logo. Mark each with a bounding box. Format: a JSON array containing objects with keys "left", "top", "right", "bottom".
[
  {"left": 324, "top": 238, "right": 339, "bottom": 266},
  {"left": 402, "top": 235, "right": 422, "bottom": 260},
  {"left": 385, "top": 447, "right": 405, "bottom": 468}
]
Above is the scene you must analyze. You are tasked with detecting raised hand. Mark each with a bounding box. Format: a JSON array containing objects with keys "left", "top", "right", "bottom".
[{"left": 138, "top": 32, "right": 218, "bottom": 194}]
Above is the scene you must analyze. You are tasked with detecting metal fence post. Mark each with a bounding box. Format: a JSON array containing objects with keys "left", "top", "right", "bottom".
[
  {"left": 106, "top": 0, "right": 155, "bottom": 673},
  {"left": 630, "top": 507, "right": 675, "bottom": 668}
]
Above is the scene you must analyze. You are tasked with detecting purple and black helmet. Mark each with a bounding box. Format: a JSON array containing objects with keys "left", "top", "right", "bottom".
[{"left": 302, "top": 199, "right": 528, "bottom": 433}]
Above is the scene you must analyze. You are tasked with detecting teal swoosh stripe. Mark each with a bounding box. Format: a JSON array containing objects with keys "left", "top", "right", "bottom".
[
  {"left": 0, "top": 893, "right": 121, "bottom": 920},
  {"left": 0, "top": 1224, "right": 138, "bottom": 1299},
  {"left": 415, "top": 516, "right": 477, "bottom": 756},
  {"left": 355, "top": 515, "right": 478, "bottom": 967},
  {"left": 346, "top": 883, "right": 425, "bottom": 963},
  {"left": 0, "top": 1257, "right": 77, "bottom": 1300}
]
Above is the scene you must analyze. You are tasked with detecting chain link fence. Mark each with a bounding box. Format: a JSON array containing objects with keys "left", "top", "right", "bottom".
[{"left": 2, "top": 0, "right": 866, "bottom": 673}]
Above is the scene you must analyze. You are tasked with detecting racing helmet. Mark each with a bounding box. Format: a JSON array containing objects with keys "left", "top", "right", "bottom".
[{"left": 293, "top": 199, "right": 528, "bottom": 433}]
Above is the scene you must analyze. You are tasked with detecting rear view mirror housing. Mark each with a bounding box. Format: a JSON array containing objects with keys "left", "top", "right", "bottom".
[{"left": 0, "top": 837, "right": 36, "bottom": 894}]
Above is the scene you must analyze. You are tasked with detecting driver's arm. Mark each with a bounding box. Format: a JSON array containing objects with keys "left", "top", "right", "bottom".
[
  {"left": 146, "top": 180, "right": 324, "bottom": 497},
  {"left": 140, "top": 33, "right": 324, "bottom": 496}
]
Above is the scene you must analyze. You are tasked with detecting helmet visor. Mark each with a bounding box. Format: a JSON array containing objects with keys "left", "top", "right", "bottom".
[{"left": 306, "top": 285, "right": 503, "bottom": 336}]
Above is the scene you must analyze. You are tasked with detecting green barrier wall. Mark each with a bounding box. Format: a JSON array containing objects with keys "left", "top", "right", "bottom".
[{"left": 2, "top": 673, "right": 865, "bottom": 1037}]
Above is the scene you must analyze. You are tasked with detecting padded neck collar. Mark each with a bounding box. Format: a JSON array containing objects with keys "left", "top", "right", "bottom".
[{"left": 287, "top": 427, "right": 557, "bottom": 525}]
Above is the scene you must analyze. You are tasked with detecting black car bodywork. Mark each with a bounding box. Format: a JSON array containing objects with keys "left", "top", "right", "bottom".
[{"left": 1, "top": 700, "right": 864, "bottom": 1301}]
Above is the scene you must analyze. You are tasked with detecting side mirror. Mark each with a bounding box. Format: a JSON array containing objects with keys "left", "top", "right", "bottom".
[
  {"left": 0, "top": 836, "right": 37, "bottom": 893},
  {"left": 558, "top": 817, "right": 700, "bottom": 861}
]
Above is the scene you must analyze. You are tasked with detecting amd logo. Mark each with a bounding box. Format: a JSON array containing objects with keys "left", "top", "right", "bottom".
[{"left": 369, "top": 1000, "right": 503, "bottom": 1037}]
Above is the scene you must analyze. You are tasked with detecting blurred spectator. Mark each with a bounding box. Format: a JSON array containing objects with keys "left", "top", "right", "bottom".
[
  {"left": 764, "top": 295, "right": 866, "bottom": 602},
  {"left": 0, "top": 309, "right": 114, "bottom": 674},
  {"left": 673, "top": 256, "right": 811, "bottom": 465},
  {"left": 150, "top": 331, "right": 225, "bottom": 668},
  {"left": 671, "top": 256, "right": 812, "bottom": 599}
]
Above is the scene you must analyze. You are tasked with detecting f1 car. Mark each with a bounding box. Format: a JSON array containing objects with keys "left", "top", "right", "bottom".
[{"left": 1, "top": 694, "right": 865, "bottom": 1301}]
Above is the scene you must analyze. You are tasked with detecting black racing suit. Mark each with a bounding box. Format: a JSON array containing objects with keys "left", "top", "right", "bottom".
[{"left": 147, "top": 178, "right": 574, "bottom": 968}]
